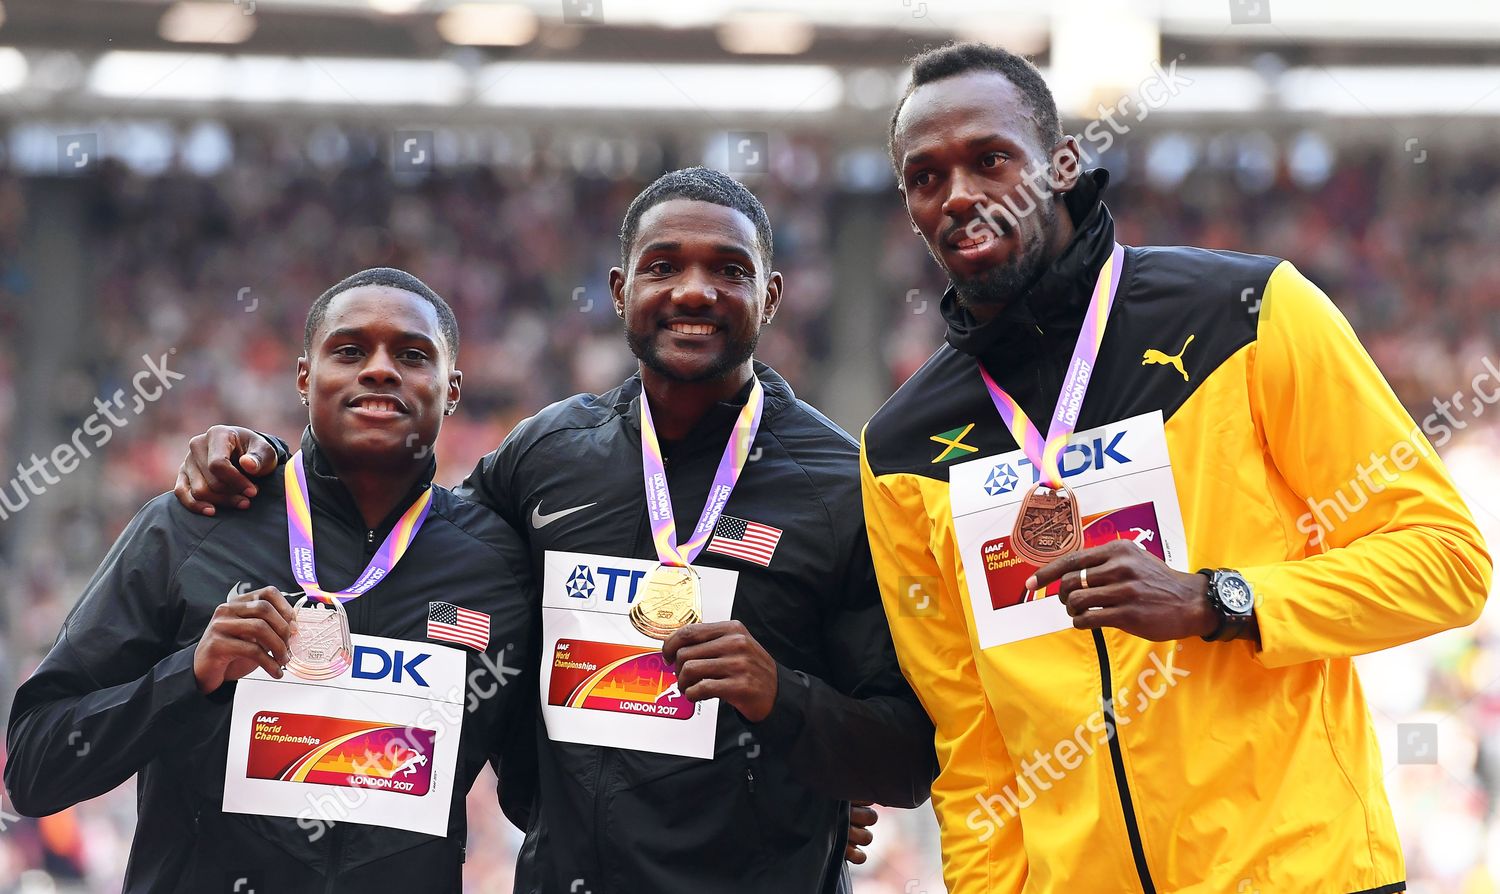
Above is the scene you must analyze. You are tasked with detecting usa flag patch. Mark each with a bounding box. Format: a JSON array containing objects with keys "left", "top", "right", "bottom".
[
  {"left": 704, "top": 515, "right": 783, "bottom": 567},
  {"left": 427, "top": 601, "right": 490, "bottom": 651}
]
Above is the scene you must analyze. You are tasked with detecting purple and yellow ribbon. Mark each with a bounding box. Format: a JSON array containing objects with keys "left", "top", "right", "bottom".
[
  {"left": 978, "top": 242, "right": 1126, "bottom": 489},
  {"left": 640, "top": 377, "right": 764, "bottom": 567},
  {"left": 284, "top": 451, "right": 432, "bottom": 604}
]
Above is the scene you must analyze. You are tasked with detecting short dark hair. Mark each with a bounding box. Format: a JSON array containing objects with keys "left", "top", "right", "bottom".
[
  {"left": 304, "top": 267, "right": 459, "bottom": 359},
  {"left": 618, "top": 167, "right": 774, "bottom": 268},
  {"left": 889, "top": 42, "right": 1063, "bottom": 172}
]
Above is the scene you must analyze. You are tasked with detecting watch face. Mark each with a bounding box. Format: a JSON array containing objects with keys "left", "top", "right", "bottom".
[{"left": 1220, "top": 576, "right": 1254, "bottom": 613}]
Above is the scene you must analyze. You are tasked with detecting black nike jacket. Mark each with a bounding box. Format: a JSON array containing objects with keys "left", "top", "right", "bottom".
[
  {"left": 458, "top": 363, "right": 937, "bottom": 894},
  {"left": 5, "top": 430, "right": 535, "bottom": 893}
]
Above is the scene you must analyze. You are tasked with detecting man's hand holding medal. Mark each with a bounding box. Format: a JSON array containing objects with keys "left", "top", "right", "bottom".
[
  {"left": 193, "top": 583, "right": 296, "bottom": 694},
  {"left": 1027, "top": 540, "right": 1215, "bottom": 641},
  {"left": 662, "top": 620, "right": 779, "bottom": 723}
]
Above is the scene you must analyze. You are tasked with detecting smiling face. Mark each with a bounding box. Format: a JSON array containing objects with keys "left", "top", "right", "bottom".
[
  {"left": 893, "top": 70, "right": 1081, "bottom": 316},
  {"left": 297, "top": 285, "right": 460, "bottom": 471},
  {"left": 610, "top": 198, "right": 782, "bottom": 384}
]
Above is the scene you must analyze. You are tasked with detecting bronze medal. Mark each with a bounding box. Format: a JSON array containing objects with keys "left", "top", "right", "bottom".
[
  {"left": 1010, "top": 484, "right": 1082, "bottom": 567},
  {"left": 629, "top": 565, "right": 703, "bottom": 641},
  {"left": 286, "top": 593, "right": 353, "bottom": 680}
]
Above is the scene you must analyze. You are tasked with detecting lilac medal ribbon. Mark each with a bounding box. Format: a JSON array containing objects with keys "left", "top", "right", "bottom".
[
  {"left": 284, "top": 450, "right": 434, "bottom": 604},
  {"left": 978, "top": 242, "right": 1126, "bottom": 488},
  {"left": 639, "top": 377, "right": 765, "bottom": 567}
]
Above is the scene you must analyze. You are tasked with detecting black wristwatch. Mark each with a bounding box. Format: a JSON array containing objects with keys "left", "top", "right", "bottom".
[{"left": 1199, "top": 568, "right": 1255, "bottom": 642}]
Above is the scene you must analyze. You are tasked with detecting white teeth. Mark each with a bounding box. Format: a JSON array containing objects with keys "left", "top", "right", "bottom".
[{"left": 669, "top": 323, "right": 715, "bottom": 335}]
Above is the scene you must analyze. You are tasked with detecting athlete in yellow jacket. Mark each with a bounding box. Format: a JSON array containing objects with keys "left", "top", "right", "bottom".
[{"left": 862, "top": 43, "right": 1492, "bottom": 894}]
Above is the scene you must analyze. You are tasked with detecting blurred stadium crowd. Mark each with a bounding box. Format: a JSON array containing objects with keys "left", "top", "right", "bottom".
[{"left": 1, "top": 127, "right": 1498, "bottom": 892}]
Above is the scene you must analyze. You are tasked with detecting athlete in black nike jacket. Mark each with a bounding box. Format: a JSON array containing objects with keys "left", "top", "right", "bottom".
[{"left": 6, "top": 269, "right": 534, "bottom": 892}]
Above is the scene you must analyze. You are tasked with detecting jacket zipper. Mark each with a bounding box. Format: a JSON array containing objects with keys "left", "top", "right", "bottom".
[
  {"left": 1092, "top": 630, "right": 1156, "bottom": 893},
  {"left": 592, "top": 753, "right": 612, "bottom": 888},
  {"left": 323, "top": 821, "right": 346, "bottom": 894},
  {"left": 1025, "top": 288, "right": 1152, "bottom": 886},
  {"left": 352, "top": 529, "right": 375, "bottom": 632},
  {"left": 1042, "top": 268, "right": 1151, "bottom": 890},
  {"left": 320, "top": 537, "right": 370, "bottom": 894},
  {"left": 587, "top": 472, "right": 662, "bottom": 888}
]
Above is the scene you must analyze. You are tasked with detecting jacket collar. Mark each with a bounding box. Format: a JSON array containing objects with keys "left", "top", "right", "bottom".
[
  {"left": 297, "top": 427, "right": 437, "bottom": 535},
  {"left": 941, "top": 168, "right": 1118, "bottom": 367},
  {"left": 613, "top": 360, "right": 793, "bottom": 453}
]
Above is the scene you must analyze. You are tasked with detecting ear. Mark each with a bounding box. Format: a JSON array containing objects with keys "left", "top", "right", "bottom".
[
  {"left": 608, "top": 267, "right": 627, "bottom": 319},
  {"left": 761, "top": 270, "right": 783, "bottom": 326},
  {"left": 445, "top": 367, "right": 463, "bottom": 416},
  {"left": 296, "top": 356, "right": 310, "bottom": 407},
  {"left": 1047, "top": 136, "right": 1084, "bottom": 194}
]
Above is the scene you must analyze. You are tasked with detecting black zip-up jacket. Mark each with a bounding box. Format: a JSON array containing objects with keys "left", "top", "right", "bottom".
[
  {"left": 6, "top": 430, "right": 535, "bottom": 893},
  {"left": 458, "top": 363, "right": 937, "bottom": 894}
]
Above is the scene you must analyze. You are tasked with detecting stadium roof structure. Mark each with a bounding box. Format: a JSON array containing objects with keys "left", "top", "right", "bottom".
[{"left": 2, "top": 0, "right": 1499, "bottom": 175}]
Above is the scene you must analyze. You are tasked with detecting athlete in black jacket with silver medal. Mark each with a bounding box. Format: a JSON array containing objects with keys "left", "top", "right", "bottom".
[
  {"left": 171, "top": 169, "right": 937, "bottom": 894},
  {"left": 6, "top": 270, "right": 534, "bottom": 892}
]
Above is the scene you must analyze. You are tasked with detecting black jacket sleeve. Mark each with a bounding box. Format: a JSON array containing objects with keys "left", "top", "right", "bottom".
[
  {"left": 462, "top": 429, "right": 546, "bottom": 828},
  {"left": 492, "top": 665, "right": 540, "bottom": 832},
  {"left": 455, "top": 436, "right": 527, "bottom": 533},
  {"left": 486, "top": 543, "right": 543, "bottom": 833},
  {"left": 748, "top": 531, "right": 938, "bottom": 809},
  {"left": 5, "top": 496, "right": 222, "bottom": 817},
  {"left": 260, "top": 431, "right": 293, "bottom": 465}
]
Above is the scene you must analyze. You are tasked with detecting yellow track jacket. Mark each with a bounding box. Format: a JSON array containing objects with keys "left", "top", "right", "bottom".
[{"left": 860, "top": 172, "right": 1491, "bottom": 894}]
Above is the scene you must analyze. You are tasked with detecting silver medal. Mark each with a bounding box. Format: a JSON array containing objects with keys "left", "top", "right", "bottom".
[{"left": 285, "top": 592, "right": 353, "bottom": 680}]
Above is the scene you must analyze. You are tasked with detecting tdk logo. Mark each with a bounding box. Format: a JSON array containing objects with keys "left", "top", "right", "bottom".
[
  {"left": 565, "top": 564, "right": 646, "bottom": 603},
  {"left": 352, "top": 645, "right": 430, "bottom": 687},
  {"left": 985, "top": 463, "right": 1019, "bottom": 496},
  {"left": 988, "top": 433, "right": 1132, "bottom": 494}
]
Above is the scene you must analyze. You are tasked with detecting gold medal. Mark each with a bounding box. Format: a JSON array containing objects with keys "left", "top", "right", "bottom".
[
  {"left": 629, "top": 565, "right": 703, "bottom": 641},
  {"left": 286, "top": 593, "right": 353, "bottom": 680},
  {"left": 1010, "top": 484, "right": 1082, "bottom": 567}
]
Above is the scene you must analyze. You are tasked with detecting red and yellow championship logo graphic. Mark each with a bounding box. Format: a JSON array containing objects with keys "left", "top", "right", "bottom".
[
  {"left": 245, "top": 712, "right": 436, "bottom": 796},
  {"left": 983, "top": 501, "right": 1167, "bottom": 611},
  {"left": 547, "top": 640, "right": 695, "bottom": 720}
]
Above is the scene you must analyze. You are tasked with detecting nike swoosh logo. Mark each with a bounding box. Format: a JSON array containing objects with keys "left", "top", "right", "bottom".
[{"left": 531, "top": 500, "right": 598, "bottom": 529}]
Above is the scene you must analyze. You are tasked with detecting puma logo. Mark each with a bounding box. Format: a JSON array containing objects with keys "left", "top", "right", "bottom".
[{"left": 1142, "top": 334, "right": 1195, "bottom": 381}]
